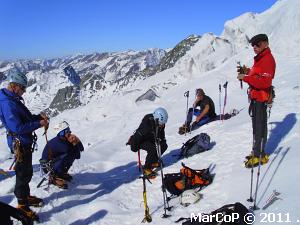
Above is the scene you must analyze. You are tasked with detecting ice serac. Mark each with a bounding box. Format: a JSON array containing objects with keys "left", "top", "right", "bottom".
[{"left": 221, "top": 0, "right": 300, "bottom": 56}]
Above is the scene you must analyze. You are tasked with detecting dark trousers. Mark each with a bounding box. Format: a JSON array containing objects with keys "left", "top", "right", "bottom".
[
  {"left": 140, "top": 141, "right": 167, "bottom": 169},
  {"left": 0, "top": 202, "right": 15, "bottom": 225},
  {"left": 0, "top": 201, "right": 27, "bottom": 225},
  {"left": 14, "top": 150, "right": 33, "bottom": 204},
  {"left": 250, "top": 100, "right": 268, "bottom": 157},
  {"left": 53, "top": 152, "right": 78, "bottom": 176}
]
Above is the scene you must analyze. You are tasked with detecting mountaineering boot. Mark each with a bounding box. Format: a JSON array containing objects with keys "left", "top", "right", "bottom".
[
  {"left": 151, "top": 161, "right": 164, "bottom": 169},
  {"left": 151, "top": 162, "right": 160, "bottom": 169},
  {"left": 245, "top": 151, "right": 254, "bottom": 160},
  {"left": 261, "top": 155, "right": 269, "bottom": 165},
  {"left": 245, "top": 156, "right": 260, "bottom": 168},
  {"left": 17, "top": 204, "right": 39, "bottom": 222},
  {"left": 245, "top": 154, "right": 269, "bottom": 168},
  {"left": 59, "top": 173, "right": 73, "bottom": 182},
  {"left": 28, "top": 195, "right": 44, "bottom": 207},
  {"left": 50, "top": 175, "right": 68, "bottom": 189},
  {"left": 143, "top": 169, "right": 157, "bottom": 179},
  {"left": 178, "top": 124, "right": 190, "bottom": 135}
]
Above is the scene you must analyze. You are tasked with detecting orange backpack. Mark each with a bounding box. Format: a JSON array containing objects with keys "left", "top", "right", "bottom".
[{"left": 163, "top": 163, "right": 214, "bottom": 196}]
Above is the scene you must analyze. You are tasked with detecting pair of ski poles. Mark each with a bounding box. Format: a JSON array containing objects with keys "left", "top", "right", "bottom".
[{"left": 247, "top": 138, "right": 264, "bottom": 210}]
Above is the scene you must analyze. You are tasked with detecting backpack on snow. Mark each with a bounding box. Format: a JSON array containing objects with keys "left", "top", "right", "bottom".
[
  {"left": 177, "top": 202, "right": 249, "bottom": 225},
  {"left": 179, "top": 133, "right": 211, "bottom": 158},
  {"left": 163, "top": 163, "right": 214, "bottom": 196}
]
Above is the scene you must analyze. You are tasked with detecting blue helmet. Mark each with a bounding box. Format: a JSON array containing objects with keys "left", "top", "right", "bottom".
[
  {"left": 153, "top": 107, "right": 168, "bottom": 125},
  {"left": 7, "top": 70, "right": 28, "bottom": 87}
]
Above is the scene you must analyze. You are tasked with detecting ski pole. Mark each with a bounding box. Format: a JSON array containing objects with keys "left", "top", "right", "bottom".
[
  {"left": 138, "top": 150, "right": 142, "bottom": 172},
  {"left": 252, "top": 138, "right": 264, "bottom": 210},
  {"left": 219, "top": 84, "right": 222, "bottom": 121},
  {"left": 154, "top": 120, "right": 172, "bottom": 218},
  {"left": 190, "top": 89, "right": 198, "bottom": 133},
  {"left": 157, "top": 141, "right": 172, "bottom": 218},
  {"left": 237, "top": 62, "right": 243, "bottom": 89},
  {"left": 141, "top": 175, "right": 152, "bottom": 223},
  {"left": 222, "top": 81, "right": 228, "bottom": 121},
  {"left": 184, "top": 91, "right": 189, "bottom": 135},
  {"left": 247, "top": 135, "right": 255, "bottom": 203},
  {"left": 9, "top": 158, "right": 16, "bottom": 171},
  {"left": 37, "top": 171, "right": 51, "bottom": 188}
]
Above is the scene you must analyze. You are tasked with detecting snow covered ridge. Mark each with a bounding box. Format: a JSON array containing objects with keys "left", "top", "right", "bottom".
[
  {"left": 0, "top": 49, "right": 166, "bottom": 115},
  {"left": 0, "top": 35, "right": 203, "bottom": 115}
]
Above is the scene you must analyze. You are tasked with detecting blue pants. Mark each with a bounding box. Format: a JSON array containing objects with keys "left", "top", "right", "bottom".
[
  {"left": 186, "top": 108, "right": 211, "bottom": 127},
  {"left": 53, "top": 151, "right": 79, "bottom": 176}
]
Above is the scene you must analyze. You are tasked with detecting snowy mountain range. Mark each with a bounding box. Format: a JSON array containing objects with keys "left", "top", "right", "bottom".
[{"left": 1, "top": 0, "right": 300, "bottom": 224}]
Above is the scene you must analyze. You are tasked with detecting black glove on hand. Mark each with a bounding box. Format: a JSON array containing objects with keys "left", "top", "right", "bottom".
[{"left": 237, "top": 65, "right": 250, "bottom": 74}]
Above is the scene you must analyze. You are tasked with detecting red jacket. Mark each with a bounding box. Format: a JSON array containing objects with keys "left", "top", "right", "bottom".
[{"left": 243, "top": 47, "right": 276, "bottom": 102}]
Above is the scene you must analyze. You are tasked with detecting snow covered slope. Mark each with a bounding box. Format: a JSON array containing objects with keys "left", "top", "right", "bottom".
[{"left": 1, "top": 0, "right": 300, "bottom": 224}]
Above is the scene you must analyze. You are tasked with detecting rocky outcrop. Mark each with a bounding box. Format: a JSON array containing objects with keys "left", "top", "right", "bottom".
[
  {"left": 48, "top": 86, "right": 81, "bottom": 115},
  {"left": 135, "top": 89, "right": 159, "bottom": 102}
]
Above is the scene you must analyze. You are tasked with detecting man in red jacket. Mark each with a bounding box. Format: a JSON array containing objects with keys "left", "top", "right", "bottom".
[{"left": 237, "top": 34, "right": 276, "bottom": 168}]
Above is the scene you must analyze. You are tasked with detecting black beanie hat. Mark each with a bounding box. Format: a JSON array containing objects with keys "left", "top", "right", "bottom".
[{"left": 249, "top": 34, "right": 268, "bottom": 45}]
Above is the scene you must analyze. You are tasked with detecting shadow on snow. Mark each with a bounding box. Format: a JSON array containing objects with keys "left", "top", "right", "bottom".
[
  {"left": 265, "top": 113, "right": 296, "bottom": 155},
  {"left": 39, "top": 147, "right": 184, "bottom": 224}
]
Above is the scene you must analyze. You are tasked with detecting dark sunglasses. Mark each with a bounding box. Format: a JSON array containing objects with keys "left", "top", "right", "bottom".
[{"left": 18, "top": 84, "right": 26, "bottom": 91}]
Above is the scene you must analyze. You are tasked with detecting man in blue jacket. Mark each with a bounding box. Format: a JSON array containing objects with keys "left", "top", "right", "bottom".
[
  {"left": 41, "top": 121, "right": 84, "bottom": 189},
  {"left": 0, "top": 70, "right": 49, "bottom": 222}
]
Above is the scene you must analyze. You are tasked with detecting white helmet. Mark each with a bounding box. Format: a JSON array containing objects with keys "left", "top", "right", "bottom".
[
  {"left": 7, "top": 70, "right": 28, "bottom": 87},
  {"left": 153, "top": 107, "right": 168, "bottom": 125},
  {"left": 179, "top": 189, "right": 201, "bottom": 206},
  {"left": 54, "top": 121, "right": 71, "bottom": 136}
]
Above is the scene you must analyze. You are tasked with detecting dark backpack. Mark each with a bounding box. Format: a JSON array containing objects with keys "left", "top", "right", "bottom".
[
  {"left": 267, "top": 85, "right": 275, "bottom": 105},
  {"left": 178, "top": 202, "right": 249, "bottom": 225},
  {"left": 163, "top": 163, "right": 214, "bottom": 196},
  {"left": 180, "top": 133, "right": 211, "bottom": 158}
]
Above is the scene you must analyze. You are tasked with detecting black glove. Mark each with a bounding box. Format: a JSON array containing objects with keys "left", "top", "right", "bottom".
[
  {"left": 126, "top": 136, "right": 139, "bottom": 152},
  {"left": 237, "top": 64, "right": 250, "bottom": 74}
]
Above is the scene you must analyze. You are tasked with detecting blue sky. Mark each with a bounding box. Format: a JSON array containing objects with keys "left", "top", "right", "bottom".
[{"left": 0, "top": 0, "right": 277, "bottom": 60}]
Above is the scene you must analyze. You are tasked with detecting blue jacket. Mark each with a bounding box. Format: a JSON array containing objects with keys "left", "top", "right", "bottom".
[
  {"left": 41, "top": 136, "right": 84, "bottom": 161},
  {"left": 0, "top": 88, "right": 41, "bottom": 149}
]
